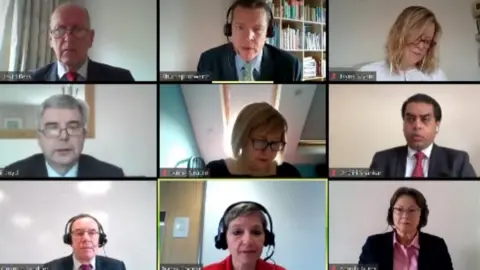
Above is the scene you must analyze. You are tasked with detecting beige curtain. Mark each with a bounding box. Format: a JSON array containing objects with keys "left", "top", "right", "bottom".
[{"left": 0, "top": 0, "right": 68, "bottom": 72}]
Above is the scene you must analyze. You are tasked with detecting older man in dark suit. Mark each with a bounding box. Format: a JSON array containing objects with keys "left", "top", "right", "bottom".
[
  {"left": 197, "top": 0, "right": 302, "bottom": 82},
  {"left": 30, "top": 3, "right": 134, "bottom": 82},
  {"left": 370, "top": 93, "right": 476, "bottom": 178}
]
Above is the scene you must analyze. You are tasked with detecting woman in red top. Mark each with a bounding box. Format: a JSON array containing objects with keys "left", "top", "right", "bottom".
[{"left": 203, "top": 201, "right": 286, "bottom": 270}]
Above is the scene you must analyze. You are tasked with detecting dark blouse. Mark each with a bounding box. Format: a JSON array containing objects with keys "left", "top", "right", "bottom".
[{"left": 206, "top": 159, "right": 302, "bottom": 178}]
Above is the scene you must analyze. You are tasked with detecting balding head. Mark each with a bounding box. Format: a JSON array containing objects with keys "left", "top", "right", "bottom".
[
  {"left": 49, "top": 3, "right": 94, "bottom": 71},
  {"left": 50, "top": 3, "right": 90, "bottom": 29}
]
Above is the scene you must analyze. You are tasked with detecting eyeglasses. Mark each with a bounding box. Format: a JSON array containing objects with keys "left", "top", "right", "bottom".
[
  {"left": 50, "top": 27, "right": 89, "bottom": 38},
  {"left": 393, "top": 207, "right": 420, "bottom": 215},
  {"left": 251, "top": 139, "right": 286, "bottom": 151},
  {"left": 71, "top": 230, "right": 99, "bottom": 238},
  {"left": 39, "top": 127, "right": 84, "bottom": 138},
  {"left": 409, "top": 37, "right": 436, "bottom": 48}
]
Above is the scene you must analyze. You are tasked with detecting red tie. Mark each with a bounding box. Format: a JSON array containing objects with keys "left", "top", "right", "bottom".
[
  {"left": 412, "top": 152, "right": 425, "bottom": 177},
  {"left": 80, "top": 264, "right": 92, "bottom": 270},
  {"left": 66, "top": 71, "right": 77, "bottom": 81}
]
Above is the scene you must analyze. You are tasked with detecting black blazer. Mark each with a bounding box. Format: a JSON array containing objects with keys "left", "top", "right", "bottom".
[
  {"left": 197, "top": 43, "right": 302, "bottom": 82},
  {"left": 30, "top": 59, "right": 135, "bottom": 82},
  {"left": 359, "top": 231, "right": 453, "bottom": 270},
  {"left": 370, "top": 144, "right": 477, "bottom": 178},
  {"left": 2, "top": 153, "right": 124, "bottom": 178},
  {"left": 44, "top": 255, "right": 127, "bottom": 270}
]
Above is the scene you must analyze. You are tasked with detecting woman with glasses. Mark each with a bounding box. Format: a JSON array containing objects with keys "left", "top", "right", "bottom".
[
  {"left": 206, "top": 102, "right": 301, "bottom": 177},
  {"left": 358, "top": 6, "right": 447, "bottom": 81},
  {"left": 358, "top": 187, "right": 453, "bottom": 270}
]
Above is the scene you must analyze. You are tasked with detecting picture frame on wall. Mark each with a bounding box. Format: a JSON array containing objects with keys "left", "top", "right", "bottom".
[{"left": 3, "top": 118, "right": 23, "bottom": 129}]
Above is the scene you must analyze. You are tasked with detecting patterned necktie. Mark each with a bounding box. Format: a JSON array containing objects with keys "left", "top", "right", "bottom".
[
  {"left": 80, "top": 264, "right": 92, "bottom": 270},
  {"left": 411, "top": 152, "right": 425, "bottom": 177},
  {"left": 66, "top": 71, "right": 78, "bottom": 81},
  {"left": 241, "top": 63, "right": 254, "bottom": 81}
]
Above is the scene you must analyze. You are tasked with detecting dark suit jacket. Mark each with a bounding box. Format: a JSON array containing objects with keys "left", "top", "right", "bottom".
[
  {"left": 30, "top": 59, "right": 135, "bottom": 82},
  {"left": 2, "top": 153, "right": 124, "bottom": 178},
  {"left": 197, "top": 43, "right": 302, "bottom": 82},
  {"left": 359, "top": 231, "right": 453, "bottom": 270},
  {"left": 44, "top": 255, "right": 126, "bottom": 270},
  {"left": 370, "top": 144, "right": 477, "bottom": 178}
]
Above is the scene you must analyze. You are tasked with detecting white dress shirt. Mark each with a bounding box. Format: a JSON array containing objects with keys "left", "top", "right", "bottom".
[
  {"left": 73, "top": 255, "right": 96, "bottom": 270},
  {"left": 358, "top": 60, "right": 447, "bottom": 81},
  {"left": 405, "top": 143, "right": 433, "bottom": 177},
  {"left": 57, "top": 59, "right": 89, "bottom": 81},
  {"left": 46, "top": 161, "right": 79, "bottom": 177}
]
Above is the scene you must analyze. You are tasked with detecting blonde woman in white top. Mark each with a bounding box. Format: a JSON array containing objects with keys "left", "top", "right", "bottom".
[{"left": 359, "top": 6, "right": 447, "bottom": 81}]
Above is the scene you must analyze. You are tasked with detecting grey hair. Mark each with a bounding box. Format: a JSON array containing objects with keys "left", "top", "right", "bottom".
[
  {"left": 223, "top": 202, "right": 267, "bottom": 230},
  {"left": 50, "top": 3, "right": 91, "bottom": 29},
  {"left": 38, "top": 94, "right": 89, "bottom": 129}
]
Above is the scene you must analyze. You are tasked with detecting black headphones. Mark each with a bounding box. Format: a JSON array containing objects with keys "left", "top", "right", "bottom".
[
  {"left": 214, "top": 201, "right": 275, "bottom": 250},
  {"left": 223, "top": 0, "right": 274, "bottom": 38},
  {"left": 63, "top": 213, "right": 108, "bottom": 248}
]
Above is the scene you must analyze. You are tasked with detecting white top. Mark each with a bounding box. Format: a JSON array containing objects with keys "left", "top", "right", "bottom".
[
  {"left": 57, "top": 59, "right": 89, "bottom": 81},
  {"left": 405, "top": 143, "right": 433, "bottom": 177},
  {"left": 73, "top": 254, "right": 96, "bottom": 270},
  {"left": 358, "top": 60, "right": 447, "bottom": 81}
]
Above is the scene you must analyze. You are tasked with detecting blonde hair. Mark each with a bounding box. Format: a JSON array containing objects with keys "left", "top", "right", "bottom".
[
  {"left": 230, "top": 102, "right": 287, "bottom": 162},
  {"left": 385, "top": 6, "right": 441, "bottom": 74}
]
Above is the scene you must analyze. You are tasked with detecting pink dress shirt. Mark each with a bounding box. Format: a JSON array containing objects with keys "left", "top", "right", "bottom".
[{"left": 393, "top": 232, "right": 419, "bottom": 270}]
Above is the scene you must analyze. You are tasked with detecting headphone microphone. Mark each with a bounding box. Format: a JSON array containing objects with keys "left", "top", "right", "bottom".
[
  {"left": 223, "top": 0, "right": 275, "bottom": 38},
  {"left": 63, "top": 214, "right": 108, "bottom": 252},
  {"left": 214, "top": 201, "right": 276, "bottom": 261}
]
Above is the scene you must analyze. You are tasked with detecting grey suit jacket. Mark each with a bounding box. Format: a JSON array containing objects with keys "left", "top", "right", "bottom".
[
  {"left": 370, "top": 144, "right": 477, "bottom": 178},
  {"left": 43, "top": 255, "right": 127, "bottom": 270}
]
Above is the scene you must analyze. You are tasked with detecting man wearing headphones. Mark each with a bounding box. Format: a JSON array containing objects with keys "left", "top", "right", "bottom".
[
  {"left": 369, "top": 93, "right": 476, "bottom": 178},
  {"left": 204, "top": 201, "right": 285, "bottom": 270},
  {"left": 197, "top": 0, "right": 302, "bottom": 82},
  {"left": 43, "top": 214, "right": 127, "bottom": 270}
]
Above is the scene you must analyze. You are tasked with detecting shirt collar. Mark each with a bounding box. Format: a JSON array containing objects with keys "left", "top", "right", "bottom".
[
  {"left": 57, "top": 58, "right": 89, "bottom": 80},
  {"left": 73, "top": 254, "right": 96, "bottom": 270},
  {"left": 393, "top": 231, "right": 420, "bottom": 249},
  {"left": 407, "top": 143, "right": 433, "bottom": 159},
  {"left": 46, "top": 161, "right": 79, "bottom": 177},
  {"left": 235, "top": 49, "right": 263, "bottom": 73}
]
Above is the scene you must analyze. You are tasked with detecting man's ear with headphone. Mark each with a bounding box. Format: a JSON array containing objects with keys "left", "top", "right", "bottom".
[{"left": 63, "top": 214, "right": 108, "bottom": 248}]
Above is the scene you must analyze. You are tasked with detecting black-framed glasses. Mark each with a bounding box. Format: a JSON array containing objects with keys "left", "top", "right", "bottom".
[
  {"left": 251, "top": 139, "right": 286, "bottom": 151},
  {"left": 71, "top": 230, "right": 99, "bottom": 238},
  {"left": 50, "top": 27, "right": 89, "bottom": 38},
  {"left": 39, "top": 127, "right": 84, "bottom": 138},
  {"left": 393, "top": 207, "right": 420, "bottom": 215}
]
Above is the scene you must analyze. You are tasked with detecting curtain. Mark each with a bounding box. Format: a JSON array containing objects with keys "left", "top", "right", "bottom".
[{"left": 0, "top": 0, "right": 66, "bottom": 72}]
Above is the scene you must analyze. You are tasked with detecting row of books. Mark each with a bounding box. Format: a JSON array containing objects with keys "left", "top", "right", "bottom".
[
  {"left": 303, "top": 57, "right": 325, "bottom": 78},
  {"left": 266, "top": 24, "right": 326, "bottom": 51},
  {"left": 267, "top": 0, "right": 326, "bottom": 23}
]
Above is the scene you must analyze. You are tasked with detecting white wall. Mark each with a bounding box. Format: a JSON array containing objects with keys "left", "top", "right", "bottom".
[
  {"left": 0, "top": 84, "right": 157, "bottom": 177},
  {"left": 159, "top": 0, "right": 231, "bottom": 71},
  {"left": 0, "top": 180, "right": 156, "bottom": 269},
  {"left": 329, "top": 0, "right": 479, "bottom": 81},
  {"left": 329, "top": 84, "right": 480, "bottom": 173},
  {"left": 82, "top": 0, "right": 156, "bottom": 81},
  {"left": 329, "top": 181, "right": 480, "bottom": 269},
  {"left": 201, "top": 180, "right": 326, "bottom": 270}
]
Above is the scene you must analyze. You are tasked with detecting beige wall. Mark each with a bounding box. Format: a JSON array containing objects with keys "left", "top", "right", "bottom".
[
  {"left": 159, "top": 181, "right": 205, "bottom": 264},
  {"left": 329, "top": 84, "right": 480, "bottom": 172}
]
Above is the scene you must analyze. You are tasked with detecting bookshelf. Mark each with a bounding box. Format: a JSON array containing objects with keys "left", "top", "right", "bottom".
[{"left": 267, "top": 0, "right": 326, "bottom": 81}]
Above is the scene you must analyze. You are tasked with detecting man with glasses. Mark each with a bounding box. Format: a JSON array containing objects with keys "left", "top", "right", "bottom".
[
  {"left": 2, "top": 94, "right": 124, "bottom": 178},
  {"left": 44, "top": 214, "right": 127, "bottom": 270},
  {"left": 30, "top": 3, "right": 134, "bottom": 82}
]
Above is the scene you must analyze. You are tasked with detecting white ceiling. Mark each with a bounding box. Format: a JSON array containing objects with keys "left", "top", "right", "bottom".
[
  {"left": 0, "top": 85, "right": 86, "bottom": 105},
  {"left": 181, "top": 84, "right": 326, "bottom": 164}
]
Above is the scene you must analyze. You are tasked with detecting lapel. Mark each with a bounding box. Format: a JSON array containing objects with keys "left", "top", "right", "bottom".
[
  {"left": 86, "top": 59, "right": 98, "bottom": 81},
  {"left": 224, "top": 43, "right": 238, "bottom": 81},
  {"left": 417, "top": 232, "right": 427, "bottom": 270},
  {"left": 384, "top": 231, "right": 394, "bottom": 270},
  {"left": 259, "top": 45, "right": 274, "bottom": 81},
  {"left": 47, "top": 63, "right": 59, "bottom": 81},
  {"left": 62, "top": 255, "right": 74, "bottom": 270},
  {"left": 77, "top": 155, "right": 88, "bottom": 178},
  {"left": 34, "top": 155, "right": 49, "bottom": 177},
  {"left": 394, "top": 146, "right": 408, "bottom": 177},
  {"left": 96, "top": 256, "right": 105, "bottom": 270},
  {"left": 427, "top": 144, "right": 441, "bottom": 178}
]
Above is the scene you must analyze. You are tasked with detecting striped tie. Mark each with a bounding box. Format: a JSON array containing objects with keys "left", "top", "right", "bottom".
[{"left": 241, "top": 63, "right": 254, "bottom": 81}]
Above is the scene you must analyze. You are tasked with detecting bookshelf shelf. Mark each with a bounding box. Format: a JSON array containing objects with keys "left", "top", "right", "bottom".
[{"left": 267, "top": 0, "right": 327, "bottom": 81}]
